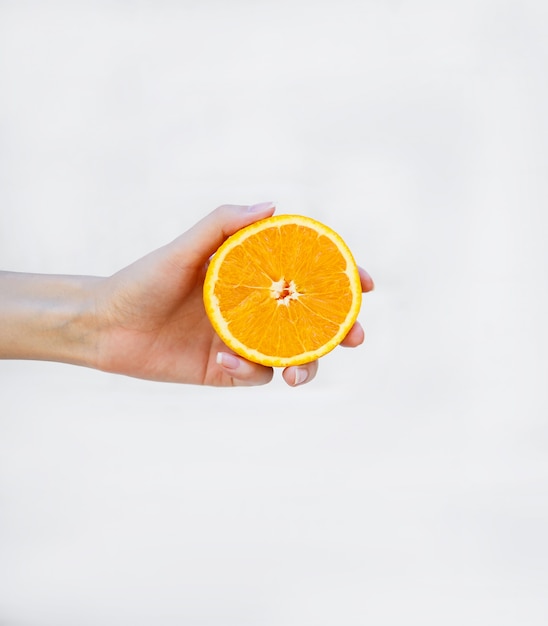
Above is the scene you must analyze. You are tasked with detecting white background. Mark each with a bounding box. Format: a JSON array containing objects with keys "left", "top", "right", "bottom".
[{"left": 1, "top": 1, "right": 548, "bottom": 624}]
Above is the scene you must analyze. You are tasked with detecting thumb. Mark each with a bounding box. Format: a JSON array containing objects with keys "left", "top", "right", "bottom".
[{"left": 169, "top": 202, "right": 276, "bottom": 267}]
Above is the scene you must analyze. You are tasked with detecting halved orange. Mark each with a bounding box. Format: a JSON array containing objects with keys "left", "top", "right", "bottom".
[{"left": 203, "top": 214, "right": 362, "bottom": 367}]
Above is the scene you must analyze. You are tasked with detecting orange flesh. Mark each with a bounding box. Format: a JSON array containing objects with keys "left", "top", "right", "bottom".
[{"left": 213, "top": 223, "right": 353, "bottom": 359}]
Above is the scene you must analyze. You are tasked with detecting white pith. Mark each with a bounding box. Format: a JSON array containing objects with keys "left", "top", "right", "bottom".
[{"left": 270, "top": 278, "right": 301, "bottom": 306}]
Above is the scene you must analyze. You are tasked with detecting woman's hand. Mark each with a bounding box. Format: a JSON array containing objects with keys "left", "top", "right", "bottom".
[{"left": 0, "top": 203, "right": 374, "bottom": 387}]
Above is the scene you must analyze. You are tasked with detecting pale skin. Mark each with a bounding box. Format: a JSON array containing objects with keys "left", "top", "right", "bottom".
[{"left": 0, "top": 203, "right": 374, "bottom": 387}]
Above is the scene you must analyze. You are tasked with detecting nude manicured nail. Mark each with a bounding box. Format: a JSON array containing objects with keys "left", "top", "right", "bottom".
[
  {"left": 293, "top": 368, "right": 309, "bottom": 386},
  {"left": 247, "top": 201, "right": 275, "bottom": 213},
  {"left": 216, "top": 352, "right": 241, "bottom": 370}
]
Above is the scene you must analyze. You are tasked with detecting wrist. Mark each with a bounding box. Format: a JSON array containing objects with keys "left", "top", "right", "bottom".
[{"left": 0, "top": 272, "right": 104, "bottom": 369}]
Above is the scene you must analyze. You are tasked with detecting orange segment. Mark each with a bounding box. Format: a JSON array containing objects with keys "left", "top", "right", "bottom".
[{"left": 203, "top": 214, "right": 362, "bottom": 367}]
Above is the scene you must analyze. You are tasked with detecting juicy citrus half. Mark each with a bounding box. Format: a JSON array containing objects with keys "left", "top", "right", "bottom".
[{"left": 203, "top": 214, "right": 362, "bottom": 367}]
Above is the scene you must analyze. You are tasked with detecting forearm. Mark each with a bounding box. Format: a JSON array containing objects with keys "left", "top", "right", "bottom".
[{"left": 0, "top": 271, "right": 102, "bottom": 367}]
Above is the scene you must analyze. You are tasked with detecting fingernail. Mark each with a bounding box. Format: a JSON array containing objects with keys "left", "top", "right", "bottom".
[
  {"left": 247, "top": 201, "right": 275, "bottom": 213},
  {"left": 216, "top": 351, "right": 241, "bottom": 370},
  {"left": 293, "top": 368, "right": 309, "bottom": 386}
]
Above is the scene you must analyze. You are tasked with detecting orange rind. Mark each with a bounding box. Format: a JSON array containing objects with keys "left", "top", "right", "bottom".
[{"left": 203, "top": 214, "right": 362, "bottom": 367}]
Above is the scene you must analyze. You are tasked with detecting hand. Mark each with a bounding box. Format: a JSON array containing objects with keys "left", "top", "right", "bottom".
[{"left": 92, "top": 203, "right": 374, "bottom": 386}]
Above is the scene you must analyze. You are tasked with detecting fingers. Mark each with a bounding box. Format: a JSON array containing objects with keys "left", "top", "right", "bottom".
[
  {"left": 171, "top": 202, "right": 276, "bottom": 268},
  {"left": 340, "top": 321, "right": 365, "bottom": 347},
  {"left": 337, "top": 267, "right": 373, "bottom": 348},
  {"left": 216, "top": 351, "right": 318, "bottom": 387},
  {"left": 282, "top": 360, "right": 319, "bottom": 387},
  {"left": 216, "top": 351, "right": 274, "bottom": 386},
  {"left": 359, "top": 266, "right": 375, "bottom": 293}
]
